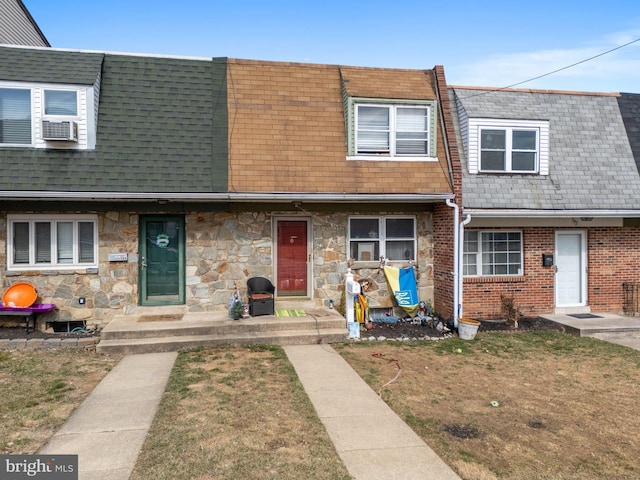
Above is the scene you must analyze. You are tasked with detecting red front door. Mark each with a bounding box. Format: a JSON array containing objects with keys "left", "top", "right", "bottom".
[{"left": 277, "top": 220, "right": 308, "bottom": 296}]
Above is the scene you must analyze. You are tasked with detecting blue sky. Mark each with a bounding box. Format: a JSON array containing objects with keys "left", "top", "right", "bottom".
[{"left": 24, "top": 0, "right": 640, "bottom": 93}]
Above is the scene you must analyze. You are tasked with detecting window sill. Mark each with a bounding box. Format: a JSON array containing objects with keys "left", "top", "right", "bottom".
[
  {"left": 350, "top": 260, "right": 416, "bottom": 269},
  {"left": 6, "top": 267, "right": 99, "bottom": 276},
  {"left": 464, "top": 275, "right": 525, "bottom": 284},
  {"left": 347, "top": 155, "right": 438, "bottom": 162},
  {"left": 474, "top": 170, "right": 542, "bottom": 176}
]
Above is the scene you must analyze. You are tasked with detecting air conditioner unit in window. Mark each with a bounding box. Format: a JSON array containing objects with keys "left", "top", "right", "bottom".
[{"left": 42, "top": 120, "right": 78, "bottom": 142}]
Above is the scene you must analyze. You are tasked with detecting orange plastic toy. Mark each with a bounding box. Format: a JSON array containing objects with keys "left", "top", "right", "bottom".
[{"left": 2, "top": 282, "right": 38, "bottom": 308}]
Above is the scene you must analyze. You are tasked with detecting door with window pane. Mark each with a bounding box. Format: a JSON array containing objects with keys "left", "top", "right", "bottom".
[{"left": 139, "top": 215, "right": 185, "bottom": 305}]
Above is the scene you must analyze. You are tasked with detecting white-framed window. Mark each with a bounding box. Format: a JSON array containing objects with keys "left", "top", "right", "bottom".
[
  {"left": 0, "top": 87, "right": 32, "bottom": 145},
  {"left": 349, "top": 216, "right": 416, "bottom": 262},
  {"left": 466, "top": 118, "right": 549, "bottom": 175},
  {"left": 0, "top": 81, "right": 92, "bottom": 149},
  {"left": 480, "top": 127, "right": 537, "bottom": 172},
  {"left": 346, "top": 98, "right": 437, "bottom": 161},
  {"left": 7, "top": 215, "right": 98, "bottom": 270},
  {"left": 464, "top": 230, "right": 523, "bottom": 276},
  {"left": 44, "top": 89, "right": 78, "bottom": 117}
]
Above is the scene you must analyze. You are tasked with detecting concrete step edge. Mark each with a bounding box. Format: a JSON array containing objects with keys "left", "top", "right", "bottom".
[
  {"left": 100, "top": 318, "right": 346, "bottom": 340},
  {"left": 96, "top": 329, "right": 349, "bottom": 354}
]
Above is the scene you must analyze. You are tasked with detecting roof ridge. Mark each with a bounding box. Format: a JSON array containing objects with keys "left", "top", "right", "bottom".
[{"left": 451, "top": 85, "right": 620, "bottom": 97}]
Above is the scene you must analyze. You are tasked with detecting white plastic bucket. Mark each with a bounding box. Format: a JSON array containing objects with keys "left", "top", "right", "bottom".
[{"left": 458, "top": 318, "right": 480, "bottom": 340}]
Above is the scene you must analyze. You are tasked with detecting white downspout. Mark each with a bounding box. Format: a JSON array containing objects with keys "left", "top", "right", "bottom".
[
  {"left": 446, "top": 199, "right": 472, "bottom": 326},
  {"left": 446, "top": 199, "right": 459, "bottom": 327},
  {"left": 458, "top": 214, "right": 472, "bottom": 320}
]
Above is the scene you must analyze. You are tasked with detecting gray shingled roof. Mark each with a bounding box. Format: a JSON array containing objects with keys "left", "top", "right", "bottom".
[
  {"left": 451, "top": 88, "right": 640, "bottom": 211},
  {"left": 618, "top": 93, "right": 640, "bottom": 175},
  {"left": 0, "top": 46, "right": 102, "bottom": 84},
  {"left": 0, "top": 48, "right": 228, "bottom": 194}
]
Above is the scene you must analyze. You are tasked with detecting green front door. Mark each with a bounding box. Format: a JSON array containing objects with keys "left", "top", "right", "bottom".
[{"left": 139, "top": 215, "right": 185, "bottom": 306}]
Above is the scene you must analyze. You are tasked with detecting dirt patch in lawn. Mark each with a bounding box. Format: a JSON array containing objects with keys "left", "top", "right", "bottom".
[
  {"left": 336, "top": 332, "right": 640, "bottom": 480},
  {"left": 358, "top": 316, "right": 564, "bottom": 341}
]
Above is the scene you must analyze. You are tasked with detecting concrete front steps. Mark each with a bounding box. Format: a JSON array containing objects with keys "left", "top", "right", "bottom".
[{"left": 97, "top": 305, "right": 348, "bottom": 354}]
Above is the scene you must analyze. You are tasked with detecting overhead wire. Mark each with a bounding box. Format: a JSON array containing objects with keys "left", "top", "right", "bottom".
[{"left": 458, "top": 37, "right": 640, "bottom": 99}]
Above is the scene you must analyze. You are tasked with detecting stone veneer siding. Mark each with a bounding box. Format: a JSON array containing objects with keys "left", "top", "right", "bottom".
[
  {"left": 1, "top": 209, "right": 437, "bottom": 329},
  {"left": 461, "top": 226, "right": 640, "bottom": 319}
]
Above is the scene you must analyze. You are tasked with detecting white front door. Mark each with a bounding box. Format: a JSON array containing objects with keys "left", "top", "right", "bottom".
[{"left": 555, "top": 231, "right": 587, "bottom": 307}]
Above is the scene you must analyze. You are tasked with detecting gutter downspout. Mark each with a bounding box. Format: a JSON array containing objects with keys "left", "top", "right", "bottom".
[
  {"left": 458, "top": 213, "right": 472, "bottom": 320},
  {"left": 446, "top": 199, "right": 459, "bottom": 327},
  {"left": 445, "top": 198, "right": 472, "bottom": 326}
]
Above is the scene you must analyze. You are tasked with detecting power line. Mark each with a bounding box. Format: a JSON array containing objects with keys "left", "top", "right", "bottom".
[{"left": 458, "top": 37, "right": 640, "bottom": 98}]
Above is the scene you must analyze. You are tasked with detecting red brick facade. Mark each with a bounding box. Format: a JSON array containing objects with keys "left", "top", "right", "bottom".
[
  {"left": 461, "top": 226, "right": 640, "bottom": 319},
  {"left": 433, "top": 204, "right": 455, "bottom": 319}
]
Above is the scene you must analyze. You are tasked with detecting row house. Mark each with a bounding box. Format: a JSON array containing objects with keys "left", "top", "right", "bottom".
[{"left": 0, "top": 45, "right": 461, "bottom": 329}]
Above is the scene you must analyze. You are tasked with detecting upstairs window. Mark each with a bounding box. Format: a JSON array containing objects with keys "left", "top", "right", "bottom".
[
  {"left": 44, "top": 90, "right": 78, "bottom": 116},
  {"left": 0, "top": 88, "right": 31, "bottom": 145},
  {"left": 356, "top": 104, "right": 429, "bottom": 156},
  {"left": 349, "top": 216, "right": 416, "bottom": 262},
  {"left": 346, "top": 98, "right": 437, "bottom": 161},
  {"left": 480, "top": 127, "right": 537, "bottom": 172},
  {"left": 0, "top": 82, "right": 93, "bottom": 149},
  {"left": 466, "top": 119, "right": 549, "bottom": 175}
]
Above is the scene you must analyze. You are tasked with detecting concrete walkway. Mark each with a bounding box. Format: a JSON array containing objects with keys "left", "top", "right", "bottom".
[
  {"left": 284, "top": 344, "right": 460, "bottom": 480},
  {"left": 39, "top": 352, "right": 178, "bottom": 480}
]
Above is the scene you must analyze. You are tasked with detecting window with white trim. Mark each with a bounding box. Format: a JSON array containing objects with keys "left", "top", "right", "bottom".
[
  {"left": 356, "top": 104, "right": 430, "bottom": 156},
  {"left": 44, "top": 89, "right": 78, "bottom": 116},
  {"left": 0, "top": 87, "right": 32, "bottom": 145},
  {"left": 346, "top": 98, "right": 437, "bottom": 161},
  {"left": 480, "top": 127, "right": 538, "bottom": 172},
  {"left": 466, "top": 118, "right": 549, "bottom": 175},
  {"left": 349, "top": 216, "right": 416, "bottom": 262},
  {"left": 0, "top": 81, "right": 92, "bottom": 149},
  {"left": 464, "top": 230, "right": 522, "bottom": 276},
  {"left": 7, "top": 215, "right": 98, "bottom": 270}
]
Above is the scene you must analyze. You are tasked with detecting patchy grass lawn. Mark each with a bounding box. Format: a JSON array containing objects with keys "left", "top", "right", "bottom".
[
  {"left": 0, "top": 349, "right": 121, "bottom": 454},
  {"left": 5, "top": 333, "right": 639, "bottom": 480},
  {"left": 336, "top": 332, "right": 640, "bottom": 480},
  {"left": 130, "top": 345, "right": 352, "bottom": 480}
]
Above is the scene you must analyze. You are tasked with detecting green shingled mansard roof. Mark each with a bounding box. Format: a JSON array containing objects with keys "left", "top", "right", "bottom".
[
  {"left": 0, "top": 47, "right": 228, "bottom": 194},
  {"left": 0, "top": 46, "right": 103, "bottom": 84}
]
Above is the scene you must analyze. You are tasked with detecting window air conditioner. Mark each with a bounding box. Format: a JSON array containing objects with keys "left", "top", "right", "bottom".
[{"left": 42, "top": 120, "right": 78, "bottom": 142}]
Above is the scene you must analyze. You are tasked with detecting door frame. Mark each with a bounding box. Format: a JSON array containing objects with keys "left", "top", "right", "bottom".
[
  {"left": 138, "top": 214, "right": 186, "bottom": 306},
  {"left": 274, "top": 216, "right": 312, "bottom": 299},
  {"left": 554, "top": 229, "right": 587, "bottom": 308}
]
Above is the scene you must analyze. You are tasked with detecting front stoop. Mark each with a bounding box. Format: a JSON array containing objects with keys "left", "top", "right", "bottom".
[
  {"left": 97, "top": 307, "right": 348, "bottom": 354},
  {"left": 539, "top": 312, "right": 640, "bottom": 337}
]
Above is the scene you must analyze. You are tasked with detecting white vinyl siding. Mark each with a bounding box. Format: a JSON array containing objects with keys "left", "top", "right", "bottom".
[
  {"left": 467, "top": 118, "right": 549, "bottom": 175},
  {"left": 8, "top": 215, "right": 98, "bottom": 270},
  {"left": 0, "top": 81, "right": 94, "bottom": 149}
]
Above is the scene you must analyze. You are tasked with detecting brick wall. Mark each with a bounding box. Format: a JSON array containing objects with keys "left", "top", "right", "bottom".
[
  {"left": 461, "top": 226, "right": 640, "bottom": 320},
  {"left": 588, "top": 227, "right": 640, "bottom": 312},
  {"left": 433, "top": 203, "right": 454, "bottom": 319}
]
